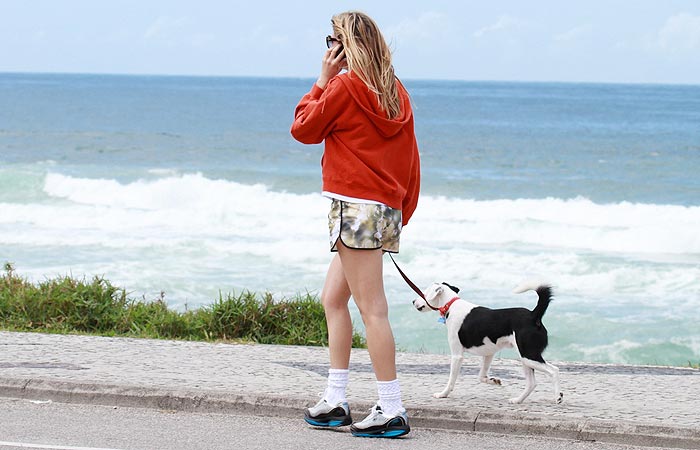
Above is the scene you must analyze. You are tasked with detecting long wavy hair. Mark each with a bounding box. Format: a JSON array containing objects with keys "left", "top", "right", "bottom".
[{"left": 332, "top": 11, "right": 401, "bottom": 119}]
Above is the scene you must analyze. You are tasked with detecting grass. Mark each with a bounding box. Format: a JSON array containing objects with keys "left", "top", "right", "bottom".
[{"left": 0, "top": 262, "right": 366, "bottom": 348}]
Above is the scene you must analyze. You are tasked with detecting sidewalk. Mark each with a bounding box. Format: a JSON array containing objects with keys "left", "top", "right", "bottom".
[{"left": 0, "top": 331, "right": 698, "bottom": 448}]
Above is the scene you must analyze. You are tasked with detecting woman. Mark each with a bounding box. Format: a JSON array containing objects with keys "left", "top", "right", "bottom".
[{"left": 290, "top": 11, "right": 420, "bottom": 438}]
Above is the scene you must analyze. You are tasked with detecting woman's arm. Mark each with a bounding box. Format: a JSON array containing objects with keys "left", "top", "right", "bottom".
[{"left": 290, "top": 46, "right": 347, "bottom": 144}]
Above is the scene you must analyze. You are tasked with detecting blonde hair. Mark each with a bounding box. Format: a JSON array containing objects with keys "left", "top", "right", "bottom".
[{"left": 332, "top": 11, "right": 401, "bottom": 119}]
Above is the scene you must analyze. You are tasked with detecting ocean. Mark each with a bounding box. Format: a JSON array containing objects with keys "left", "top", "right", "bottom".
[{"left": 1, "top": 73, "right": 699, "bottom": 366}]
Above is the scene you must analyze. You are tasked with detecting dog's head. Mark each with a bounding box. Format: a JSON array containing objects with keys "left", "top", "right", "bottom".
[{"left": 412, "top": 282, "right": 461, "bottom": 313}]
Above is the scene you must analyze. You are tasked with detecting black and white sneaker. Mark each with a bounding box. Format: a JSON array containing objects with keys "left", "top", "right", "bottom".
[
  {"left": 304, "top": 399, "right": 352, "bottom": 427},
  {"left": 350, "top": 404, "right": 410, "bottom": 438}
]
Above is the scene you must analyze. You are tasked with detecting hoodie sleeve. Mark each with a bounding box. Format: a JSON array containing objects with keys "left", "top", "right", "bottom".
[
  {"left": 290, "top": 78, "right": 346, "bottom": 144},
  {"left": 401, "top": 144, "right": 421, "bottom": 226}
]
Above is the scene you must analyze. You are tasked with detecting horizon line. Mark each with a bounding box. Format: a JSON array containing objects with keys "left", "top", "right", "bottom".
[{"left": 1, "top": 70, "right": 700, "bottom": 88}]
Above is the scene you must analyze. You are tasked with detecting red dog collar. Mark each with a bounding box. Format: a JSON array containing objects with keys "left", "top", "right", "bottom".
[{"left": 439, "top": 297, "right": 460, "bottom": 318}]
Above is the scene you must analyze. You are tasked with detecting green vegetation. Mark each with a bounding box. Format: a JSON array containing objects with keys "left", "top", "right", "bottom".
[{"left": 0, "top": 262, "right": 366, "bottom": 348}]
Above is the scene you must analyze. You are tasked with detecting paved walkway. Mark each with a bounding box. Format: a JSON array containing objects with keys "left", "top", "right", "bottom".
[{"left": 0, "top": 331, "right": 698, "bottom": 448}]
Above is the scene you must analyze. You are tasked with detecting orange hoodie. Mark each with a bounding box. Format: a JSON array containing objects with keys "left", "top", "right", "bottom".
[{"left": 291, "top": 72, "right": 420, "bottom": 226}]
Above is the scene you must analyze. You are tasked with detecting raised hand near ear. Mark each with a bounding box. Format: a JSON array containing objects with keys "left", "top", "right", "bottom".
[{"left": 316, "top": 45, "right": 346, "bottom": 89}]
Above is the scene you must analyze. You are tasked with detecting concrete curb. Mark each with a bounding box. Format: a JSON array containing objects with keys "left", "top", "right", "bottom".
[{"left": 2, "top": 377, "right": 698, "bottom": 449}]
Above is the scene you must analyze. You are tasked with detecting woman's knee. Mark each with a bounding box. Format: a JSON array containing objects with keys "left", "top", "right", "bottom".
[
  {"left": 355, "top": 300, "right": 389, "bottom": 326},
  {"left": 321, "top": 290, "right": 350, "bottom": 312}
]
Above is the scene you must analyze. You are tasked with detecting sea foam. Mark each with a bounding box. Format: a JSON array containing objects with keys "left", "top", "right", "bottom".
[
  {"left": 1, "top": 172, "right": 698, "bottom": 305},
  {"left": 35, "top": 172, "right": 700, "bottom": 253}
]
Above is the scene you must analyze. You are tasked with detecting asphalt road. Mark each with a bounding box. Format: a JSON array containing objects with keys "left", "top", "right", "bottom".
[{"left": 0, "top": 397, "right": 672, "bottom": 450}]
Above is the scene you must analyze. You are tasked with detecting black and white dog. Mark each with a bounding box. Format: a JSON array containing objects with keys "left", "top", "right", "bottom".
[{"left": 413, "top": 281, "right": 563, "bottom": 404}]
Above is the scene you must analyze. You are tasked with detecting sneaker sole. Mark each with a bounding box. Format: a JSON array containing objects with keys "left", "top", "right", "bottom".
[
  {"left": 304, "top": 416, "right": 353, "bottom": 428},
  {"left": 351, "top": 426, "right": 410, "bottom": 438}
]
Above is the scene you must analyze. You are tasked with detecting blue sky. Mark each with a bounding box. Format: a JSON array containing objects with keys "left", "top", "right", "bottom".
[{"left": 1, "top": 0, "right": 699, "bottom": 84}]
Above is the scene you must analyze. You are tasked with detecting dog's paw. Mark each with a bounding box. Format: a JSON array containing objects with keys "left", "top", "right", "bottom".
[
  {"left": 433, "top": 392, "right": 449, "bottom": 398},
  {"left": 556, "top": 392, "right": 563, "bottom": 404},
  {"left": 479, "top": 376, "right": 502, "bottom": 385},
  {"left": 508, "top": 397, "right": 523, "bottom": 404}
]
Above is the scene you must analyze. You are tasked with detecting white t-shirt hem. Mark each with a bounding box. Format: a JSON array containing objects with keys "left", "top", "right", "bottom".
[{"left": 322, "top": 191, "right": 384, "bottom": 205}]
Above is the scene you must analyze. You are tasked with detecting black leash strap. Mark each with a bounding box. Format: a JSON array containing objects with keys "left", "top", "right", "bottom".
[{"left": 388, "top": 253, "right": 425, "bottom": 300}]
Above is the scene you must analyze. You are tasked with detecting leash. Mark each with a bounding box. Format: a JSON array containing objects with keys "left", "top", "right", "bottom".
[{"left": 388, "top": 253, "right": 440, "bottom": 311}]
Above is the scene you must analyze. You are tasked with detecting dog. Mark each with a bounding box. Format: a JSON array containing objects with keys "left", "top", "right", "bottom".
[{"left": 412, "top": 281, "right": 563, "bottom": 404}]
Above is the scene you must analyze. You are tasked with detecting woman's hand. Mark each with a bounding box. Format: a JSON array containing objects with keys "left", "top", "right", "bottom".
[{"left": 316, "top": 46, "right": 346, "bottom": 90}]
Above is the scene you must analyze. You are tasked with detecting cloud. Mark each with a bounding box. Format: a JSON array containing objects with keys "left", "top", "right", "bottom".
[
  {"left": 656, "top": 12, "right": 700, "bottom": 52},
  {"left": 473, "top": 15, "right": 522, "bottom": 39},
  {"left": 240, "top": 25, "right": 289, "bottom": 47},
  {"left": 188, "top": 33, "right": 216, "bottom": 47},
  {"left": 554, "top": 25, "right": 591, "bottom": 42},
  {"left": 33, "top": 30, "right": 47, "bottom": 42},
  {"left": 385, "top": 12, "right": 449, "bottom": 44},
  {"left": 143, "top": 16, "right": 218, "bottom": 49},
  {"left": 144, "top": 16, "right": 188, "bottom": 41}
]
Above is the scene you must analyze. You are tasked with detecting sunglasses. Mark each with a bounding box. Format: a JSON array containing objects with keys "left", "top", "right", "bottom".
[{"left": 325, "top": 35, "right": 341, "bottom": 48}]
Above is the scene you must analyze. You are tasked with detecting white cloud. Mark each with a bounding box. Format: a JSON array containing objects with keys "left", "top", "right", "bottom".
[
  {"left": 385, "top": 12, "right": 449, "bottom": 44},
  {"left": 240, "top": 25, "right": 289, "bottom": 47},
  {"left": 554, "top": 25, "right": 591, "bottom": 42},
  {"left": 144, "top": 16, "right": 188, "bottom": 40},
  {"left": 656, "top": 12, "right": 700, "bottom": 52},
  {"left": 143, "top": 16, "right": 219, "bottom": 49},
  {"left": 473, "top": 15, "right": 522, "bottom": 39},
  {"left": 188, "top": 33, "right": 216, "bottom": 47},
  {"left": 613, "top": 40, "right": 628, "bottom": 51},
  {"left": 32, "top": 30, "right": 47, "bottom": 42}
]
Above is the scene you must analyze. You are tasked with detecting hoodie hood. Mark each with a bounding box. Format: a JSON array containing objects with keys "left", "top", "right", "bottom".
[{"left": 337, "top": 71, "right": 413, "bottom": 138}]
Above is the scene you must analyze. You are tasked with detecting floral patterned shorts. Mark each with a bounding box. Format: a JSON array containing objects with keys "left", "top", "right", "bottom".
[{"left": 328, "top": 199, "right": 402, "bottom": 253}]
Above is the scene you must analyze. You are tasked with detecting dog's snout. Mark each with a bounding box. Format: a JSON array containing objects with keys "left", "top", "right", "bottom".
[{"left": 412, "top": 298, "right": 426, "bottom": 311}]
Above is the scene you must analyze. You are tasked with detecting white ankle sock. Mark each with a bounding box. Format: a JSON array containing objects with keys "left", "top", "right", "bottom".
[
  {"left": 323, "top": 368, "right": 349, "bottom": 405},
  {"left": 377, "top": 379, "right": 403, "bottom": 416}
]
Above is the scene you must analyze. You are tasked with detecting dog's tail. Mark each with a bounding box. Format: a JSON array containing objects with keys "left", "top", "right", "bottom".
[{"left": 513, "top": 281, "right": 553, "bottom": 325}]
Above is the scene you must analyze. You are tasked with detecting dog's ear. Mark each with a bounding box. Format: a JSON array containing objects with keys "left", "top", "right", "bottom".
[{"left": 442, "top": 282, "right": 460, "bottom": 294}]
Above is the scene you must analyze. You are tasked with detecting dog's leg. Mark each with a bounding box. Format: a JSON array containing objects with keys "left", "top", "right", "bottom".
[
  {"left": 435, "top": 353, "right": 463, "bottom": 398},
  {"left": 435, "top": 336, "right": 464, "bottom": 398},
  {"left": 509, "top": 364, "right": 536, "bottom": 404},
  {"left": 526, "top": 360, "right": 563, "bottom": 404},
  {"left": 478, "top": 355, "right": 501, "bottom": 385},
  {"left": 512, "top": 359, "right": 563, "bottom": 404},
  {"left": 546, "top": 362, "right": 563, "bottom": 403}
]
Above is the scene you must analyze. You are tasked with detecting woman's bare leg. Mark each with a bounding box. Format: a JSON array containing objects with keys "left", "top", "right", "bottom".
[
  {"left": 336, "top": 241, "right": 396, "bottom": 381},
  {"left": 321, "top": 253, "right": 353, "bottom": 369}
]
